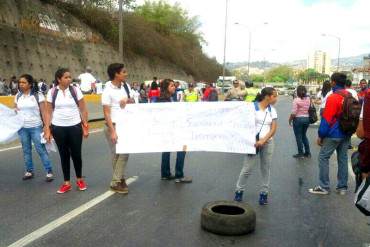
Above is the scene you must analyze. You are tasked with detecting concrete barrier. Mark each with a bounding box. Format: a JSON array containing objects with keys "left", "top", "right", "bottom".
[{"left": 0, "top": 95, "right": 104, "bottom": 121}]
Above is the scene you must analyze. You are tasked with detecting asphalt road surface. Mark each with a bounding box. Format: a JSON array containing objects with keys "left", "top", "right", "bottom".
[{"left": 0, "top": 96, "right": 369, "bottom": 247}]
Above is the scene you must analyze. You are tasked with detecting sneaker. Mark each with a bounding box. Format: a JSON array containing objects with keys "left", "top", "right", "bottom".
[
  {"left": 76, "top": 180, "right": 87, "bottom": 191},
  {"left": 304, "top": 153, "right": 311, "bottom": 158},
  {"left": 110, "top": 182, "right": 128, "bottom": 194},
  {"left": 308, "top": 186, "right": 329, "bottom": 195},
  {"left": 336, "top": 188, "right": 347, "bottom": 195},
  {"left": 259, "top": 192, "right": 268, "bottom": 205},
  {"left": 22, "top": 172, "right": 34, "bottom": 180},
  {"left": 293, "top": 154, "right": 305, "bottom": 159},
  {"left": 57, "top": 184, "right": 72, "bottom": 194},
  {"left": 234, "top": 191, "right": 243, "bottom": 202},
  {"left": 121, "top": 179, "right": 129, "bottom": 193},
  {"left": 45, "top": 172, "right": 54, "bottom": 182},
  {"left": 175, "top": 176, "right": 193, "bottom": 183},
  {"left": 161, "top": 175, "right": 176, "bottom": 180}
]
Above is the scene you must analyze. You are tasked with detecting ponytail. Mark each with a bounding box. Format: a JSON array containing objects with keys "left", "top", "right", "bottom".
[{"left": 254, "top": 87, "right": 276, "bottom": 102}]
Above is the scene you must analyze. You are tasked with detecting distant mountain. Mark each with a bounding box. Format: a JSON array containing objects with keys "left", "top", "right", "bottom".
[{"left": 227, "top": 53, "right": 370, "bottom": 71}]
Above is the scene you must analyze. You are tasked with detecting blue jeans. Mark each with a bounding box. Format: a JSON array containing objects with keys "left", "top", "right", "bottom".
[
  {"left": 318, "top": 137, "right": 350, "bottom": 190},
  {"left": 161, "top": 152, "right": 186, "bottom": 178},
  {"left": 293, "top": 117, "right": 310, "bottom": 155},
  {"left": 18, "top": 126, "right": 52, "bottom": 173}
]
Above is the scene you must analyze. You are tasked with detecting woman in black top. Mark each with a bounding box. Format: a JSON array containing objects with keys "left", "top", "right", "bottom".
[{"left": 159, "top": 79, "right": 192, "bottom": 183}]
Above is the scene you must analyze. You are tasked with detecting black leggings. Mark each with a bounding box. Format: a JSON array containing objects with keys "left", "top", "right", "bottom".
[{"left": 51, "top": 124, "right": 83, "bottom": 181}]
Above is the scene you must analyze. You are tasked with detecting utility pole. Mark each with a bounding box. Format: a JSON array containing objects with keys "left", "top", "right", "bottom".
[
  {"left": 222, "top": 0, "right": 229, "bottom": 91},
  {"left": 119, "top": 0, "right": 124, "bottom": 62}
]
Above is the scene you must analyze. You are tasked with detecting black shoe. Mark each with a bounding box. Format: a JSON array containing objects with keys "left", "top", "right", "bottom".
[
  {"left": 293, "top": 154, "right": 305, "bottom": 159},
  {"left": 161, "top": 175, "right": 176, "bottom": 180},
  {"left": 304, "top": 153, "right": 311, "bottom": 158}
]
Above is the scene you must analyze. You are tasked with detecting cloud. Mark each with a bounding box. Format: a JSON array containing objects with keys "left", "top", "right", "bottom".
[{"left": 136, "top": 0, "right": 370, "bottom": 63}]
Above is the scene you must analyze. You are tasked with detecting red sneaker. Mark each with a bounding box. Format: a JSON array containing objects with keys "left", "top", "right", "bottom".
[
  {"left": 76, "top": 180, "right": 87, "bottom": 191},
  {"left": 57, "top": 184, "right": 72, "bottom": 194}
]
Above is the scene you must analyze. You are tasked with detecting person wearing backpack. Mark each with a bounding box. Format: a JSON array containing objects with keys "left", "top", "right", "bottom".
[
  {"left": 309, "top": 72, "right": 361, "bottom": 195},
  {"left": 289, "top": 85, "right": 311, "bottom": 159},
  {"left": 234, "top": 87, "right": 278, "bottom": 205},
  {"left": 15, "top": 74, "right": 54, "bottom": 181},
  {"left": 44, "top": 68, "right": 89, "bottom": 194}
]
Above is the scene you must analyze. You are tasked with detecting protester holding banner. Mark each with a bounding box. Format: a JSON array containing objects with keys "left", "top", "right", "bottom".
[
  {"left": 102, "top": 63, "right": 131, "bottom": 194},
  {"left": 44, "top": 68, "right": 89, "bottom": 194},
  {"left": 15, "top": 74, "right": 54, "bottom": 181},
  {"left": 234, "top": 87, "right": 278, "bottom": 204},
  {"left": 159, "top": 79, "right": 192, "bottom": 183}
]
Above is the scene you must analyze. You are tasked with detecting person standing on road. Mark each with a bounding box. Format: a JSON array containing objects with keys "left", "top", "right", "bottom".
[
  {"left": 15, "top": 74, "right": 54, "bottom": 181},
  {"left": 315, "top": 80, "right": 332, "bottom": 116},
  {"left": 224, "top": 80, "right": 247, "bottom": 101},
  {"left": 139, "top": 83, "right": 148, "bottom": 103},
  {"left": 358, "top": 79, "right": 368, "bottom": 105},
  {"left": 44, "top": 68, "right": 89, "bottom": 194},
  {"left": 356, "top": 91, "right": 370, "bottom": 180},
  {"left": 309, "top": 72, "right": 351, "bottom": 195},
  {"left": 183, "top": 83, "right": 199, "bottom": 102},
  {"left": 148, "top": 81, "right": 160, "bottom": 103},
  {"left": 78, "top": 66, "right": 96, "bottom": 94},
  {"left": 202, "top": 83, "right": 218, "bottom": 101},
  {"left": 102, "top": 63, "right": 134, "bottom": 194},
  {"left": 234, "top": 87, "right": 278, "bottom": 205},
  {"left": 245, "top": 82, "right": 259, "bottom": 102},
  {"left": 158, "top": 79, "right": 192, "bottom": 183},
  {"left": 289, "top": 85, "right": 311, "bottom": 159}
]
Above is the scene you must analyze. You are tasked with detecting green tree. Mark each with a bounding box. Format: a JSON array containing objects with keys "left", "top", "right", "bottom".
[
  {"left": 297, "top": 69, "right": 329, "bottom": 84},
  {"left": 250, "top": 74, "right": 264, "bottom": 82},
  {"left": 265, "top": 65, "right": 293, "bottom": 82}
]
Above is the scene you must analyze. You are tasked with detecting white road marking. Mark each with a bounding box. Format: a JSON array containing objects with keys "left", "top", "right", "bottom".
[
  {"left": 0, "top": 129, "right": 103, "bottom": 152},
  {"left": 8, "top": 176, "right": 138, "bottom": 247}
]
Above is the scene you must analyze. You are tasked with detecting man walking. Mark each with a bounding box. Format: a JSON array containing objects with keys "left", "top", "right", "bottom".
[{"left": 309, "top": 72, "right": 352, "bottom": 195}]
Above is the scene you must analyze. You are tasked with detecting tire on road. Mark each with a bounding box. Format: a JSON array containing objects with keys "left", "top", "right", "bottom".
[{"left": 201, "top": 200, "right": 256, "bottom": 236}]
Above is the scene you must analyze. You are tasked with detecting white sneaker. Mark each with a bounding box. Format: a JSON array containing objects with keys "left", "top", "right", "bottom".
[{"left": 46, "top": 173, "right": 54, "bottom": 182}]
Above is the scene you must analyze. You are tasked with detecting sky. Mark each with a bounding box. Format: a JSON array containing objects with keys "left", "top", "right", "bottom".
[{"left": 136, "top": 0, "right": 370, "bottom": 64}]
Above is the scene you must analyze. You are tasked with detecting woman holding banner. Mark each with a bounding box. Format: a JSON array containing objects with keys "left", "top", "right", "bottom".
[
  {"left": 15, "top": 74, "right": 54, "bottom": 181},
  {"left": 158, "top": 79, "right": 192, "bottom": 183},
  {"left": 234, "top": 87, "right": 278, "bottom": 205},
  {"left": 44, "top": 68, "right": 89, "bottom": 194}
]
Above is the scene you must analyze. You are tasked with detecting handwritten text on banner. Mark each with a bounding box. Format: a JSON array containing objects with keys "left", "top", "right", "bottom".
[{"left": 115, "top": 102, "right": 256, "bottom": 154}]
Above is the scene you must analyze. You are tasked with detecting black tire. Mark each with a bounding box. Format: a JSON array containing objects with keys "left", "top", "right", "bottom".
[{"left": 201, "top": 200, "right": 256, "bottom": 236}]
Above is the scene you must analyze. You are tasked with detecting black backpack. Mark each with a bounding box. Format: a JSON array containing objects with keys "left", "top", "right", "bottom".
[
  {"left": 335, "top": 90, "right": 362, "bottom": 135},
  {"left": 51, "top": 85, "right": 79, "bottom": 109}
]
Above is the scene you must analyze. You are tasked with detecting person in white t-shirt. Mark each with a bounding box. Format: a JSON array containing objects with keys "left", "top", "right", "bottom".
[
  {"left": 15, "top": 74, "right": 53, "bottom": 181},
  {"left": 345, "top": 79, "right": 359, "bottom": 101},
  {"left": 234, "top": 87, "right": 278, "bottom": 205},
  {"left": 102, "top": 63, "right": 134, "bottom": 194},
  {"left": 44, "top": 68, "right": 89, "bottom": 194},
  {"left": 78, "top": 67, "right": 96, "bottom": 94}
]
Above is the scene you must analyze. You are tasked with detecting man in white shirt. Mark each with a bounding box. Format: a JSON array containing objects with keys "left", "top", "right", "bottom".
[
  {"left": 78, "top": 66, "right": 96, "bottom": 94},
  {"left": 102, "top": 63, "right": 133, "bottom": 194},
  {"left": 345, "top": 79, "right": 359, "bottom": 101}
]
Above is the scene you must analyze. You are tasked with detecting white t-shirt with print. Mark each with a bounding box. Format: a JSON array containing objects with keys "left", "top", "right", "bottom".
[
  {"left": 15, "top": 92, "right": 45, "bottom": 128},
  {"left": 78, "top": 72, "right": 96, "bottom": 92},
  {"left": 46, "top": 86, "right": 83, "bottom": 127},
  {"left": 101, "top": 81, "right": 130, "bottom": 123},
  {"left": 255, "top": 104, "right": 278, "bottom": 140}
]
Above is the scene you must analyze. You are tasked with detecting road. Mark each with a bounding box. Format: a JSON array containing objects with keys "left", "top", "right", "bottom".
[{"left": 0, "top": 96, "right": 369, "bottom": 247}]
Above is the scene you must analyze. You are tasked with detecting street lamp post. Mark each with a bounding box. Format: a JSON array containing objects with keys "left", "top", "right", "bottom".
[
  {"left": 234, "top": 22, "right": 268, "bottom": 78},
  {"left": 322, "top": 33, "right": 341, "bottom": 71},
  {"left": 222, "top": 0, "right": 229, "bottom": 91}
]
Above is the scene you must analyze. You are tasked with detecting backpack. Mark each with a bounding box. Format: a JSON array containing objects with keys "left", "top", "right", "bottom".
[
  {"left": 40, "top": 82, "right": 47, "bottom": 93},
  {"left": 335, "top": 90, "right": 362, "bottom": 135},
  {"left": 51, "top": 85, "right": 79, "bottom": 109},
  {"left": 208, "top": 88, "right": 218, "bottom": 102}
]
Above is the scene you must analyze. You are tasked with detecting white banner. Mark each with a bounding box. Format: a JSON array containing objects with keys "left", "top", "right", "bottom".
[
  {"left": 115, "top": 102, "right": 256, "bottom": 154},
  {"left": 0, "top": 104, "right": 24, "bottom": 144}
]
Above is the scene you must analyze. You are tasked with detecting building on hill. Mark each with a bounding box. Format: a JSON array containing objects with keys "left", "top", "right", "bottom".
[{"left": 307, "top": 50, "right": 331, "bottom": 75}]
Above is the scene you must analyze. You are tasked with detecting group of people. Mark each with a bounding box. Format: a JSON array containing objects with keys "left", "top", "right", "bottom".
[
  {"left": 0, "top": 76, "right": 49, "bottom": 96},
  {"left": 10, "top": 66, "right": 370, "bottom": 208}
]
